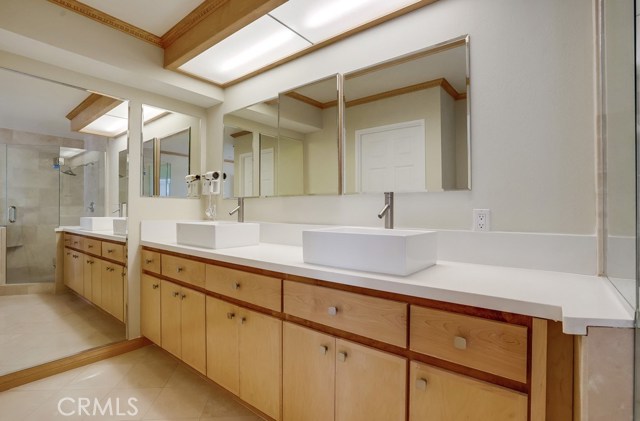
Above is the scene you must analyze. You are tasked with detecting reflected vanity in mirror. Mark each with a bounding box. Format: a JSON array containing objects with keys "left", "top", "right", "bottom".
[
  {"left": 141, "top": 105, "right": 200, "bottom": 198},
  {"left": 0, "top": 68, "right": 128, "bottom": 376},
  {"left": 344, "top": 36, "right": 470, "bottom": 193}
]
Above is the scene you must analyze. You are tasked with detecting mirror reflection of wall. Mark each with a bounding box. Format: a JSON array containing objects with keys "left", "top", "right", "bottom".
[
  {"left": 141, "top": 105, "right": 200, "bottom": 198},
  {"left": 344, "top": 37, "right": 470, "bottom": 193},
  {"left": 278, "top": 75, "right": 340, "bottom": 196}
]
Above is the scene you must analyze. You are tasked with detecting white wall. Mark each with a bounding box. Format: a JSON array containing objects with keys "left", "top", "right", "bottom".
[{"left": 209, "top": 0, "right": 597, "bottom": 235}]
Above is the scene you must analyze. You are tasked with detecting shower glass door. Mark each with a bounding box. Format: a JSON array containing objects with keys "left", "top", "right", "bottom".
[{"left": 2, "top": 144, "right": 60, "bottom": 284}]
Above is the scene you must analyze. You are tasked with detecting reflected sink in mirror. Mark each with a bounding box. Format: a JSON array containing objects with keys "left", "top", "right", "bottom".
[
  {"left": 303, "top": 227, "right": 437, "bottom": 276},
  {"left": 176, "top": 221, "right": 260, "bottom": 249},
  {"left": 79, "top": 217, "right": 116, "bottom": 231},
  {"left": 113, "top": 218, "right": 127, "bottom": 236}
]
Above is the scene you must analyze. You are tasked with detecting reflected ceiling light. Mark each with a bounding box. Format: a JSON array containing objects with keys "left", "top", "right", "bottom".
[
  {"left": 142, "top": 105, "right": 167, "bottom": 122},
  {"left": 304, "top": 0, "right": 369, "bottom": 28},
  {"left": 179, "top": 15, "right": 311, "bottom": 85},
  {"left": 79, "top": 101, "right": 128, "bottom": 137}
]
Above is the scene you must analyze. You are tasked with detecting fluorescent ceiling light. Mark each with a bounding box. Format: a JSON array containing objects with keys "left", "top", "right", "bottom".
[
  {"left": 179, "top": 15, "right": 311, "bottom": 85},
  {"left": 270, "top": 0, "right": 421, "bottom": 44},
  {"left": 59, "top": 147, "right": 85, "bottom": 159},
  {"left": 80, "top": 101, "right": 128, "bottom": 137}
]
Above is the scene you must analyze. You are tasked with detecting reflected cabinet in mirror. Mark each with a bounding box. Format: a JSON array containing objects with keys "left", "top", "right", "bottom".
[
  {"left": 141, "top": 105, "right": 201, "bottom": 198},
  {"left": 344, "top": 36, "right": 470, "bottom": 193}
]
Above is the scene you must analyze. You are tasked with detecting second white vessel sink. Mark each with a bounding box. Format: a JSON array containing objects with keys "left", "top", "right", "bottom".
[
  {"left": 80, "top": 217, "right": 115, "bottom": 231},
  {"left": 112, "top": 218, "right": 127, "bottom": 236},
  {"left": 176, "top": 221, "right": 260, "bottom": 249},
  {"left": 303, "top": 226, "right": 437, "bottom": 276}
]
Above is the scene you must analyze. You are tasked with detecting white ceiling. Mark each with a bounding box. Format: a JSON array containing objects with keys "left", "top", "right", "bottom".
[{"left": 79, "top": 0, "right": 204, "bottom": 37}]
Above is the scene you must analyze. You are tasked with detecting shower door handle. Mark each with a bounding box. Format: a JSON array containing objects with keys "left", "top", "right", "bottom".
[{"left": 8, "top": 206, "right": 16, "bottom": 223}]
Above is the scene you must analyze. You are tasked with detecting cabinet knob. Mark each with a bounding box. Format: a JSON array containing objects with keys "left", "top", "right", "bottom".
[
  {"left": 152, "top": 284, "right": 159, "bottom": 289},
  {"left": 88, "top": 245, "right": 93, "bottom": 249},
  {"left": 416, "top": 378, "right": 428, "bottom": 391},
  {"left": 327, "top": 306, "right": 338, "bottom": 316},
  {"left": 176, "top": 266, "right": 184, "bottom": 273},
  {"left": 319, "top": 345, "right": 329, "bottom": 355},
  {"left": 240, "top": 317, "right": 247, "bottom": 325},
  {"left": 181, "top": 293, "right": 187, "bottom": 300},
  {"left": 453, "top": 336, "right": 467, "bottom": 350},
  {"left": 173, "top": 291, "right": 180, "bottom": 297},
  {"left": 145, "top": 259, "right": 153, "bottom": 264},
  {"left": 337, "top": 351, "right": 347, "bottom": 362},
  {"left": 227, "top": 312, "right": 236, "bottom": 320},
  {"left": 233, "top": 281, "right": 240, "bottom": 290}
]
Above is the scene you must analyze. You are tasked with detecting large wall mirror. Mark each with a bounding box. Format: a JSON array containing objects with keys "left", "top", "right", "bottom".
[
  {"left": 344, "top": 36, "right": 470, "bottom": 193},
  {"left": 0, "top": 67, "right": 127, "bottom": 376},
  {"left": 141, "top": 105, "right": 200, "bottom": 198}
]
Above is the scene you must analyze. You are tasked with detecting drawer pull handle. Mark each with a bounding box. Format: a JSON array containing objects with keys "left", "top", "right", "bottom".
[
  {"left": 319, "top": 345, "right": 329, "bottom": 355},
  {"left": 240, "top": 317, "right": 247, "bottom": 325},
  {"left": 327, "top": 306, "right": 338, "bottom": 316},
  {"left": 416, "top": 378, "right": 428, "bottom": 391},
  {"left": 233, "top": 281, "right": 240, "bottom": 290},
  {"left": 152, "top": 284, "right": 159, "bottom": 289},
  {"left": 145, "top": 259, "right": 153, "bottom": 264},
  {"left": 176, "top": 267, "right": 184, "bottom": 273},
  {"left": 181, "top": 293, "right": 187, "bottom": 300},
  {"left": 173, "top": 291, "right": 180, "bottom": 297},
  {"left": 227, "top": 312, "right": 236, "bottom": 320},
  {"left": 88, "top": 245, "right": 93, "bottom": 248},
  {"left": 337, "top": 351, "right": 347, "bottom": 362},
  {"left": 453, "top": 336, "right": 467, "bottom": 350},
  {"left": 107, "top": 249, "right": 114, "bottom": 254}
]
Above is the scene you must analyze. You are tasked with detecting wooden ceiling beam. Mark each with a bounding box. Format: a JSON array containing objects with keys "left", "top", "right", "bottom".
[
  {"left": 163, "top": 0, "right": 287, "bottom": 70},
  {"left": 66, "top": 93, "right": 123, "bottom": 132}
]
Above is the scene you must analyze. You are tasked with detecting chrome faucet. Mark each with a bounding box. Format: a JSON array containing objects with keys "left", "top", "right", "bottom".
[
  {"left": 377, "top": 192, "right": 394, "bottom": 229},
  {"left": 229, "top": 197, "right": 245, "bottom": 222}
]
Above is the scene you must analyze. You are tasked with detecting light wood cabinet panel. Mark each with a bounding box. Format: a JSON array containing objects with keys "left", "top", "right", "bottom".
[
  {"left": 68, "top": 250, "right": 84, "bottom": 295},
  {"left": 82, "top": 255, "right": 99, "bottom": 300},
  {"left": 141, "top": 249, "right": 161, "bottom": 274},
  {"left": 284, "top": 280, "right": 407, "bottom": 347},
  {"left": 101, "top": 241, "right": 125, "bottom": 263},
  {"left": 162, "top": 254, "right": 205, "bottom": 287},
  {"left": 69, "top": 235, "right": 83, "bottom": 250},
  {"left": 63, "top": 248, "right": 73, "bottom": 288},
  {"left": 64, "top": 234, "right": 72, "bottom": 248},
  {"left": 238, "top": 308, "right": 282, "bottom": 421},
  {"left": 141, "top": 274, "right": 161, "bottom": 345},
  {"left": 410, "top": 306, "right": 528, "bottom": 383},
  {"left": 206, "top": 264, "right": 281, "bottom": 311},
  {"left": 335, "top": 339, "right": 406, "bottom": 421},
  {"left": 180, "top": 287, "right": 206, "bottom": 374},
  {"left": 409, "top": 361, "right": 528, "bottom": 421},
  {"left": 283, "top": 322, "right": 335, "bottom": 421},
  {"left": 161, "top": 279, "right": 182, "bottom": 358},
  {"left": 206, "top": 296, "right": 240, "bottom": 395},
  {"left": 110, "top": 263, "right": 125, "bottom": 322},
  {"left": 91, "top": 259, "right": 102, "bottom": 308},
  {"left": 83, "top": 238, "right": 101, "bottom": 254},
  {"left": 100, "top": 260, "right": 112, "bottom": 312}
]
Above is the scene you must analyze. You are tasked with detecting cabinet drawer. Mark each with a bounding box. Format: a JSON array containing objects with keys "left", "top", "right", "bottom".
[
  {"left": 102, "top": 242, "right": 125, "bottom": 263},
  {"left": 284, "top": 281, "right": 407, "bottom": 347},
  {"left": 142, "top": 249, "right": 161, "bottom": 274},
  {"left": 410, "top": 306, "right": 528, "bottom": 383},
  {"left": 83, "top": 238, "right": 101, "bottom": 254},
  {"left": 162, "top": 254, "right": 205, "bottom": 288},
  {"left": 63, "top": 233, "right": 72, "bottom": 247},
  {"left": 206, "top": 264, "right": 281, "bottom": 312},
  {"left": 68, "top": 235, "right": 83, "bottom": 249}
]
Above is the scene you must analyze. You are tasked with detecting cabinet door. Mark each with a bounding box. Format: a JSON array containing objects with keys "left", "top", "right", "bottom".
[
  {"left": 110, "top": 263, "right": 125, "bottom": 322},
  {"left": 409, "top": 361, "right": 527, "bottom": 421},
  {"left": 161, "top": 280, "right": 182, "bottom": 358},
  {"left": 283, "top": 322, "right": 335, "bottom": 421},
  {"left": 72, "top": 251, "right": 84, "bottom": 295},
  {"left": 180, "top": 287, "right": 206, "bottom": 374},
  {"left": 82, "top": 257, "right": 94, "bottom": 300},
  {"left": 141, "top": 274, "right": 161, "bottom": 344},
  {"left": 336, "top": 339, "right": 406, "bottom": 421},
  {"left": 239, "top": 308, "right": 282, "bottom": 421},
  {"left": 206, "top": 296, "right": 239, "bottom": 395},
  {"left": 91, "top": 258, "right": 103, "bottom": 307},
  {"left": 63, "top": 248, "right": 73, "bottom": 287},
  {"left": 100, "top": 260, "right": 113, "bottom": 313}
]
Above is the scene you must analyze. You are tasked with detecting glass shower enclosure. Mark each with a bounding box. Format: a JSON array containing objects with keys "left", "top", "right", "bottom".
[{"left": 0, "top": 144, "right": 105, "bottom": 285}]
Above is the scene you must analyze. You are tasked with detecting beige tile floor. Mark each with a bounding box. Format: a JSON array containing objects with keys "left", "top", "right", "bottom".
[
  {"left": 0, "top": 292, "right": 126, "bottom": 375},
  {"left": 0, "top": 345, "right": 264, "bottom": 421}
]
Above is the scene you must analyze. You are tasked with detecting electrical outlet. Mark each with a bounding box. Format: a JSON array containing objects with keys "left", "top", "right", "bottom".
[{"left": 473, "top": 209, "right": 491, "bottom": 231}]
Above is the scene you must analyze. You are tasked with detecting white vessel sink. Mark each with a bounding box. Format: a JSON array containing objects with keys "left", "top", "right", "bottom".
[
  {"left": 80, "top": 217, "right": 115, "bottom": 231},
  {"left": 113, "top": 218, "right": 127, "bottom": 236},
  {"left": 176, "top": 221, "right": 260, "bottom": 249},
  {"left": 303, "top": 226, "right": 437, "bottom": 276}
]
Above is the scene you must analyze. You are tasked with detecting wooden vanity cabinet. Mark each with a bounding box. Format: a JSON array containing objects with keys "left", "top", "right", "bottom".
[
  {"left": 160, "top": 279, "right": 206, "bottom": 374},
  {"left": 283, "top": 322, "right": 406, "bottom": 421},
  {"left": 409, "top": 361, "right": 527, "bottom": 421},
  {"left": 206, "top": 295, "right": 282, "bottom": 420},
  {"left": 100, "top": 260, "right": 125, "bottom": 322},
  {"left": 141, "top": 274, "right": 161, "bottom": 344}
]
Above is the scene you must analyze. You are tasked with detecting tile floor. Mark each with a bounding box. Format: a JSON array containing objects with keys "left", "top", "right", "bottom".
[
  {"left": 0, "top": 345, "right": 264, "bottom": 421},
  {"left": 0, "top": 292, "right": 126, "bottom": 375}
]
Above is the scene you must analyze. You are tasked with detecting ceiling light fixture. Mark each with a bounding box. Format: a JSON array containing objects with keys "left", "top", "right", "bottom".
[
  {"left": 220, "top": 25, "right": 297, "bottom": 72},
  {"left": 304, "top": 0, "right": 370, "bottom": 28}
]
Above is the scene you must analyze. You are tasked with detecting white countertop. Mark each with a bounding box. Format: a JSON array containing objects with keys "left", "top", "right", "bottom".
[
  {"left": 57, "top": 226, "right": 126, "bottom": 243},
  {"left": 141, "top": 239, "right": 635, "bottom": 335}
]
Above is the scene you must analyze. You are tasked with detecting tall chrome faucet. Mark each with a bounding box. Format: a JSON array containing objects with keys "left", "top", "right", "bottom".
[
  {"left": 377, "top": 192, "right": 394, "bottom": 229},
  {"left": 229, "top": 197, "right": 245, "bottom": 222}
]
